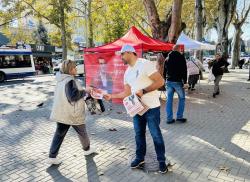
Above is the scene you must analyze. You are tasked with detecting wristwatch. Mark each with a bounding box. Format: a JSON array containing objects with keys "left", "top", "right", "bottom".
[{"left": 142, "top": 89, "right": 147, "bottom": 95}]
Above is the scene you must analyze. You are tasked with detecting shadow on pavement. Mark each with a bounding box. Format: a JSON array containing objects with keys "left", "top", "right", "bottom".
[
  {"left": 46, "top": 165, "right": 73, "bottom": 182},
  {"left": 85, "top": 153, "right": 101, "bottom": 182},
  {"left": 0, "top": 79, "right": 35, "bottom": 87}
]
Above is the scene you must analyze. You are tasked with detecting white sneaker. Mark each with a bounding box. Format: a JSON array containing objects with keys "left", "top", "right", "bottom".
[
  {"left": 84, "top": 146, "right": 97, "bottom": 156},
  {"left": 47, "top": 157, "right": 62, "bottom": 165}
]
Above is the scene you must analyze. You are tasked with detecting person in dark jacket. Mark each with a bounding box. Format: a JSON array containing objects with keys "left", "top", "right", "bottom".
[
  {"left": 209, "top": 54, "right": 229, "bottom": 98},
  {"left": 238, "top": 58, "right": 245, "bottom": 69},
  {"left": 165, "top": 45, "right": 188, "bottom": 124}
]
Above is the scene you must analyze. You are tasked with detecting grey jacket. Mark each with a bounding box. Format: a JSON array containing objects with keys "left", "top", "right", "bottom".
[{"left": 50, "top": 73, "right": 86, "bottom": 125}]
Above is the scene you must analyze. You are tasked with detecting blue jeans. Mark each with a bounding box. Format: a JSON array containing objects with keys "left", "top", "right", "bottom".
[
  {"left": 133, "top": 107, "right": 166, "bottom": 162},
  {"left": 166, "top": 81, "right": 186, "bottom": 121}
]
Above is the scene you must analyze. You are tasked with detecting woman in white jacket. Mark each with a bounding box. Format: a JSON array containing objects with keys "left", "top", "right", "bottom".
[
  {"left": 187, "top": 58, "right": 204, "bottom": 91},
  {"left": 47, "top": 60, "right": 95, "bottom": 165}
]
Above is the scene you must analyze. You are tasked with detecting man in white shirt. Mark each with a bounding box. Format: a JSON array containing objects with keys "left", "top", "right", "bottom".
[{"left": 104, "top": 45, "right": 168, "bottom": 173}]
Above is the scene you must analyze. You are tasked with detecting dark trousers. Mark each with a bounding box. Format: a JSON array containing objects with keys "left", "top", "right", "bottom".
[
  {"left": 133, "top": 107, "right": 166, "bottom": 162},
  {"left": 49, "top": 122, "right": 90, "bottom": 158},
  {"left": 214, "top": 75, "right": 222, "bottom": 94}
]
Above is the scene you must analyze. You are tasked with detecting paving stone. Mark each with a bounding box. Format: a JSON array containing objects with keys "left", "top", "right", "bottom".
[{"left": 1, "top": 70, "right": 250, "bottom": 181}]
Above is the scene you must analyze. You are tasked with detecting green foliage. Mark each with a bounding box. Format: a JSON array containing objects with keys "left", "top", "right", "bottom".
[
  {"left": 33, "top": 21, "right": 49, "bottom": 45},
  {"left": 1, "top": 25, "right": 35, "bottom": 44},
  {"left": 0, "top": 0, "right": 220, "bottom": 45}
]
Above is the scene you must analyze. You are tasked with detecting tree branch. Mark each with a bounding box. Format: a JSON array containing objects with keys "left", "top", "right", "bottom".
[
  {"left": 135, "top": 13, "right": 150, "bottom": 26},
  {"left": 240, "top": 4, "right": 250, "bottom": 26},
  {"left": 72, "top": 6, "right": 86, "bottom": 14},
  {"left": 21, "top": 0, "right": 60, "bottom": 28},
  {"left": 79, "top": 0, "right": 87, "bottom": 6},
  {"left": 0, "top": 12, "right": 30, "bottom": 27},
  {"left": 241, "top": 0, "right": 246, "bottom": 19},
  {"left": 130, "top": 16, "right": 151, "bottom": 37},
  {"left": 165, "top": 7, "right": 172, "bottom": 22}
]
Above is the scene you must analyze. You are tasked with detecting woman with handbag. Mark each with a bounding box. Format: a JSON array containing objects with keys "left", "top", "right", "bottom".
[
  {"left": 187, "top": 57, "right": 204, "bottom": 91},
  {"left": 47, "top": 60, "right": 96, "bottom": 165}
]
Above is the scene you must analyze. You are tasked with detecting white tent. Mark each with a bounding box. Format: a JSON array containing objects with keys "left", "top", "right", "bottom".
[{"left": 177, "top": 32, "right": 216, "bottom": 50}]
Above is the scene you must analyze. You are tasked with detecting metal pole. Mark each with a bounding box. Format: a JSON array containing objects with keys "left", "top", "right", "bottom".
[{"left": 248, "top": 63, "right": 250, "bottom": 81}]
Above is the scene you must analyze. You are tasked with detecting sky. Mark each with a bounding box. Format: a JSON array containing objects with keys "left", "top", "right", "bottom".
[
  {"left": 210, "top": 0, "right": 250, "bottom": 41},
  {"left": 209, "top": 23, "right": 250, "bottom": 42}
]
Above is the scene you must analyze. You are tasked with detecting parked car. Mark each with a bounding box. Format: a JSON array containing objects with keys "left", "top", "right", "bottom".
[
  {"left": 75, "top": 59, "right": 84, "bottom": 77},
  {"left": 53, "top": 59, "right": 84, "bottom": 77}
]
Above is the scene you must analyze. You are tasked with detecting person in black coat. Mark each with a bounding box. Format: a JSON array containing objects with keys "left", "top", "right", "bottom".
[
  {"left": 209, "top": 54, "right": 229, "bottom": 98},
  {"left": 165, "top": 45, "right": 188, "bottom": 124}
]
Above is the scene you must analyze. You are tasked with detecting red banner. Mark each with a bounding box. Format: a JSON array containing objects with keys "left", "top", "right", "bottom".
[{"left": 84, "top": 51, "right": 142, "bottom": 103}]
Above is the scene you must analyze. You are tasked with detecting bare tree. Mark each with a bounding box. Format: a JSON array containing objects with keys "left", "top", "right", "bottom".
[
  {"left": 231, "top": 1, "right": 250, "bottom": 69},
  {"left": 215, "top": 0, "right": 237, "bottom": 58}
]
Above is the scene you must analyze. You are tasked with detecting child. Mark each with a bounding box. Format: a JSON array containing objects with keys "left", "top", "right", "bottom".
[{"left": 47, "top": 60, "right": 96, "bottom": 165}]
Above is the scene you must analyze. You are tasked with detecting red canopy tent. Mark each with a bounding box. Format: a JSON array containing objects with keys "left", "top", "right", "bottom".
[
  {"left": 84, "top": 26, "right": 174, "bottom": 53},
  {"left": 84, "top": 26, "right": 175, "bottom": 103}
]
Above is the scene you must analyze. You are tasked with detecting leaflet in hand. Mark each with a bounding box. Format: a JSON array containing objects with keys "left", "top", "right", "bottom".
[
  {"left": 123, "top": 94, "right": 149, "bottom": 117},
  {"left": 91, "top": 89, "right": 107, "bottom": 99}
]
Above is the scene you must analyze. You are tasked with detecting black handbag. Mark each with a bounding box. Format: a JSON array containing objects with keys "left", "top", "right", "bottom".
[{"left": 84, "top": 95, "right": 105, "bottom": 115}]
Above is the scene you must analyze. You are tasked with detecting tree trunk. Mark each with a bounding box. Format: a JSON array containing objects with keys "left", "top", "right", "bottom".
[
  {"left": 143, "top": 0, "right": 163, "bottom": 40},
  {"left": 168, "top": 0, "right": 183, "bottom": 43},
  {"left": 143, "top": 0, "right": 184, "bottom": 41},
  {"left": 231, "top": 25, "right": 242, "bottom": 69},
  {"left": 87, "top": 0, "right": 94, "bottom": 47},
  {"left": 216, "top": 0, "right": 236, "bottom": 58},
  {"left": 59, "top": 0, "right": 67, "bottom": 61},
  {"left": 195, "top": 0, "right": 203, "bottom": 61}
]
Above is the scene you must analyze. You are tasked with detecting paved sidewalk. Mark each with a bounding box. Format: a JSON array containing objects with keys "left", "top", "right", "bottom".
[{"left": 0, "top": 69, "right": 250, "bottom": 182}]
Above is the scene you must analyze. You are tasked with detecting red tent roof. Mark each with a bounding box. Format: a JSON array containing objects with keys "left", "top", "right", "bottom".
[{"left": 84, "top": 26, "right": 174, "bottom": 53}]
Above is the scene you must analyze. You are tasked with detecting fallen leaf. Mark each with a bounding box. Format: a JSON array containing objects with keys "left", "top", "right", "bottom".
[
  {"left": 219, "top": 166, "right": 230, "bottom": 173},
  {"left": 73, "top": 155, "right": 77, "bottom": 157},
  {"left": 98, "top": 171, "right": 104, "bottom": 176},
  {"left": 37, "top": 103, "right": 44, "bottom": 107},
  {"left": 118, "top": 146, "right": 126, "bottom": 150},
  {"left": 109, "top": 128, "right": 117, "bottom": 131}
]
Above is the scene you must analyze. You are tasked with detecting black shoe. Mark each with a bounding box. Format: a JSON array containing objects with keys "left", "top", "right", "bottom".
[
  {"left": 191, "top": 88, "right": 196, "bottom": 91},
  {"left": 167, "top": 119, "right": 175, "bottom": 124},
  {"left": 176, "top": 118, "right": 187, "bottom": 123},
  {"left": 213, "top": 93, "right": 216, "bottom": 98},
  {"left": 216, "top": 92, "right": 220, "bottom": 95},
  {"left": 159, "top": 162, "right": 168, "bottom": 174},
  {"left": 130, "top": 159, "right": 144, "bottom": 169}
]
